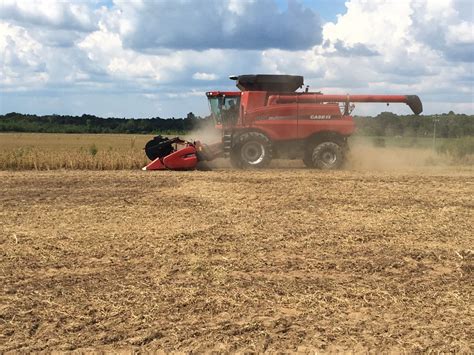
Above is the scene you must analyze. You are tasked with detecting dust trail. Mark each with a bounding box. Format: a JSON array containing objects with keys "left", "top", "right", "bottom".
[
  {"left": 345, "top": 137, "right": 450, "bottom": 172},
  {"left": 184, "top": 129, "right": 455, "bottom": 171}
]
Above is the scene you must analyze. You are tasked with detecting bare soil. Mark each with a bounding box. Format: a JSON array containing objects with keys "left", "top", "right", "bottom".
[{"left": 1, "top": 168, "right": 473, "bottom": 352}]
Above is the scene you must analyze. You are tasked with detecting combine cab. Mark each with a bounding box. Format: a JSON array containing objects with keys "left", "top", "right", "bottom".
[{"left": 144, "top": 74, "right": 422, "bottom": 170}]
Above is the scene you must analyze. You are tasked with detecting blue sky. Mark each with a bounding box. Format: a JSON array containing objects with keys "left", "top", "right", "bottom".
[
  {"left": 0, "top": 0, "right": 473, "bottom": 118},
  {"left": 275, "top": 0, "right": 347, "bottom": 22}
]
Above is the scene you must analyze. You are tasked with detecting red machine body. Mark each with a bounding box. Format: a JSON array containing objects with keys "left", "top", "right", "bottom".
[
  {"left": 207, "top": 91, "right": 421, "bottom": 141},
  {"left": 144, "top": 74, "right": 422, "bottom": 170},
  {"left": 208, "top": 91, "right": 356, "bottom": 141}
]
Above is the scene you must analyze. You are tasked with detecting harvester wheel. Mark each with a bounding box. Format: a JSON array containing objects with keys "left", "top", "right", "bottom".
[
  {"left": 234, "top": 132, "right": 272, "bottom": 169},
  {"left": 306, "top": 141, "right": 344, "bottom": 170}
]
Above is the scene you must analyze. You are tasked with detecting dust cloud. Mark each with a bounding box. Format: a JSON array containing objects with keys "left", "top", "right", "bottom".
[
  {"left": 185, "top": 126, "right": 222, "bottom": 145},
  {"left": 184, "top": 130, "right": 455, "bottom": 172},
  {"left": 185, "top": 127, "right": 231, "bottom": 168},
  {"left": 345, "top": 137, "right": 449, "bottom": 172}
]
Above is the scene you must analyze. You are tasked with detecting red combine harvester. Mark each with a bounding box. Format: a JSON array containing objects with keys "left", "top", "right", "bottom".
[{"left": 143, "top": 74, "right": 422, "bottom": 170}]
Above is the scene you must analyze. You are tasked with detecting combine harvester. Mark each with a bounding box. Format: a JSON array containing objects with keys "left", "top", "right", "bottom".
[{"left": 143, "top": 74, "right": 422, "bottom": 170}]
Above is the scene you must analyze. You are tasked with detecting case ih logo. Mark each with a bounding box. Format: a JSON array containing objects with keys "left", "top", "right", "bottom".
[{"left": 309, "top": 114, "right": 332, "bottom": 120}]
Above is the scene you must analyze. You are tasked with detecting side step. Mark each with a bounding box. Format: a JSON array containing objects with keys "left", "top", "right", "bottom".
[{"left": 223, "top": 133, "right": 232, "bottom": 158}]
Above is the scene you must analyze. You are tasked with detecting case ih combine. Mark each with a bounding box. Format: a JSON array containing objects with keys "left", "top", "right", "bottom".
[{"left": 143, "top": 74, "right": 422, "bottom": 170}]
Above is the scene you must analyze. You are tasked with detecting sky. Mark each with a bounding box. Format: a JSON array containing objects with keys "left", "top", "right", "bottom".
[{"left": 0, "top": 0, "right": 473, "bottom": 118}]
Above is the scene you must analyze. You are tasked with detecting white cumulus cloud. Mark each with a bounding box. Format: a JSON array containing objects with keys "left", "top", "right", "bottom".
[{"left": 192, "top": 72, "right": 218, "bottom": 81}]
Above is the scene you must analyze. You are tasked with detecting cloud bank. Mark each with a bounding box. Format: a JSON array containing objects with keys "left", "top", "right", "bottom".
[
  {"left": 0, "top": 0, "right": 473, "bottom": 117},
  {"left": 119, "top": 0, "right": 322, "bottom": 51}
]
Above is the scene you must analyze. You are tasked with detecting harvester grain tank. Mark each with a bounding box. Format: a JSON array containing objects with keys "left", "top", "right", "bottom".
[{"left": 143, "top": 74, "right": 422, "bottom": 170}]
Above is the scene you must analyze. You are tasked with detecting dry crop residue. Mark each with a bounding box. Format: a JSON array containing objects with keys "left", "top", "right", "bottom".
[{"left": 1, "top": 169, "right": 473, "bottom": 352}]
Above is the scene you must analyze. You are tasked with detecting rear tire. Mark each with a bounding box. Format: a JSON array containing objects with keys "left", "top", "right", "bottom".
[
  {"left": 233, "top": 132, "right": 272, "bottom": 169},
  {"left": 305, "top": 141, "right": 344, "bottom": 170}
]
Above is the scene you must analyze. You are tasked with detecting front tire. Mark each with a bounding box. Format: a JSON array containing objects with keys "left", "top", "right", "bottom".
[
  {"left": 305, "top": 141, "right": 344, "bottom": 170},
  {"left": 233, "top": 132, "right": 272, "bottom": 169}
]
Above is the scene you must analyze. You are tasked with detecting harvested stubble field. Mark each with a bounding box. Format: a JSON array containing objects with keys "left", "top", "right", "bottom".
[{"left": 1, "top": 166, "right": 473, "bottom": 352}]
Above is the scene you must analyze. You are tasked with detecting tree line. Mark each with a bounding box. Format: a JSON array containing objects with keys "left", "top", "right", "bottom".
[
  {"left": 0, "top": 112, "right": 211, "bottom": 134},
  {"left": 355, "top": 111, "right": 473, "bottom": 138},
  {"left": 0, "top": 111, "right": 472, "bottom": 137}
]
